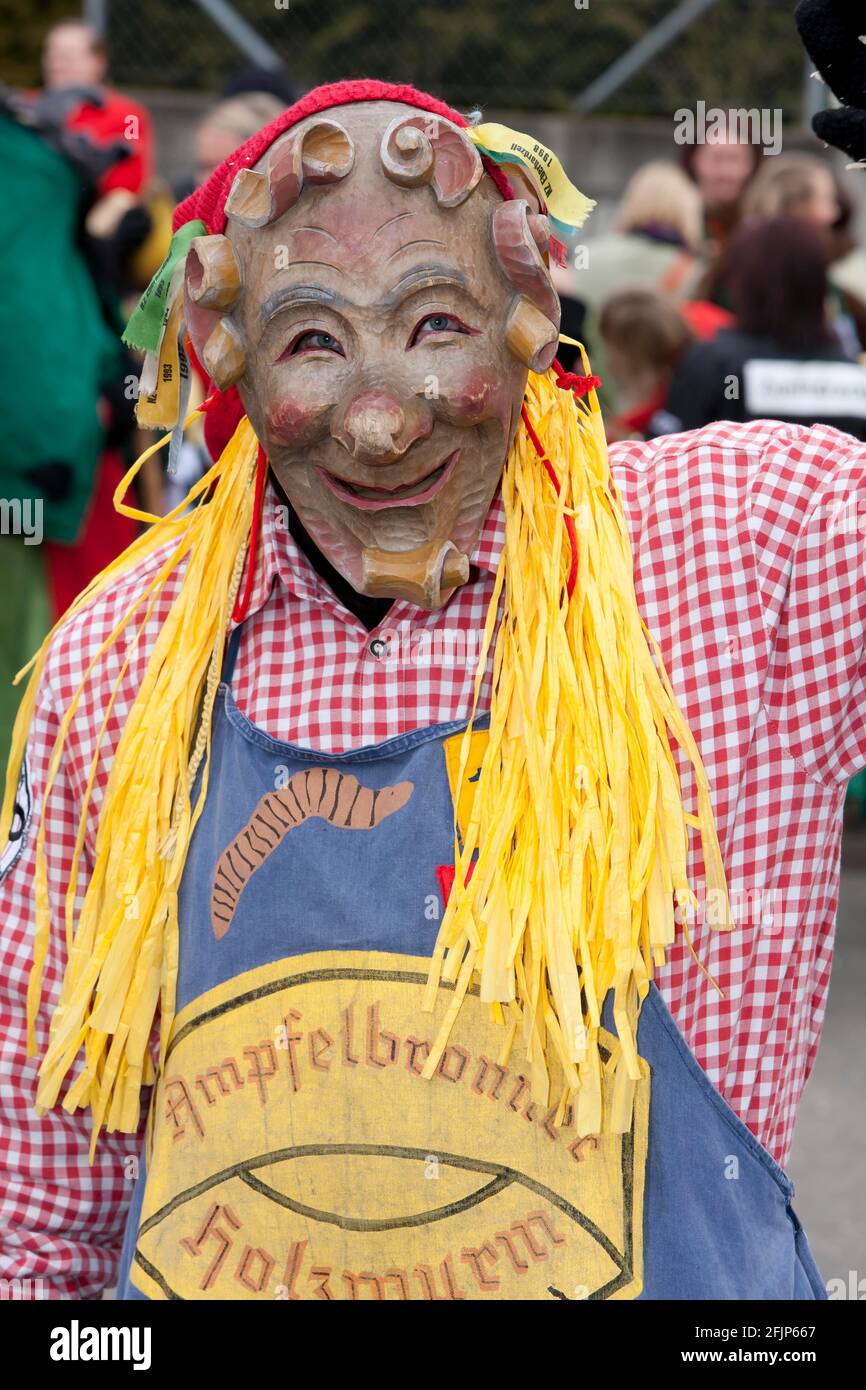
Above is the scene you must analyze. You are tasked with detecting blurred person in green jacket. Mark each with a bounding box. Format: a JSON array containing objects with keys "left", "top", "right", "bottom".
[{"left": 0, "top": 104, "right": 122, "bottom": 766}]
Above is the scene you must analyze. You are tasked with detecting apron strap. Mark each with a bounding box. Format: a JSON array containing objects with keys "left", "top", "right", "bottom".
[{"left": 222, "top": 624, "right": 243, "bottom": 686}]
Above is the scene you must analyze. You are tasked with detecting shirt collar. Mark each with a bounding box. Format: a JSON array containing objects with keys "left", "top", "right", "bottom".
[{"left": 237, "top": 480, "right": 506, "bottom": 624}]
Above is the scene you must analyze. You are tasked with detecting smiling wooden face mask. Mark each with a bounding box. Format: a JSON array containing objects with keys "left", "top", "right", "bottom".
[{"left": 183, "top": 100, "right": 561, "bottom": 608}]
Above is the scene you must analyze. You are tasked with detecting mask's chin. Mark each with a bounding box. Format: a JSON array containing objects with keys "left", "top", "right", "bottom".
[
  {"left": 360, "top": 537, "right": 470, "bottom": 610},
  {"left": 279, "top": 489, "right": 474, "bottom": 610},
  {"left": 295, "top": 477, "right": 477, "bottom": 610}
]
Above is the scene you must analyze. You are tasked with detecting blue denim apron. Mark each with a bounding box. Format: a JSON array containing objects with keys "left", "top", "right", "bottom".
[{"left": 115, "top": 625, "right": 825, "bottom": 1301}]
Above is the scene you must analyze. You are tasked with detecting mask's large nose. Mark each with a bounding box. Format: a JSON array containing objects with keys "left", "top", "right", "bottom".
[{"left": 332, "top": 388, "right": 433, "bottom": 465}]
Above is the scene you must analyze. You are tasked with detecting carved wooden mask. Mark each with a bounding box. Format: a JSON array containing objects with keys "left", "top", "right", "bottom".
[{"left": 184, "top": 100, "right": 561, "bottom": 609}]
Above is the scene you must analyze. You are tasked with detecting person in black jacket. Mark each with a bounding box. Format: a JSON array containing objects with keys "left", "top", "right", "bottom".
[{"left": 665, "top": 215, "right": 866, "bottom": 440}]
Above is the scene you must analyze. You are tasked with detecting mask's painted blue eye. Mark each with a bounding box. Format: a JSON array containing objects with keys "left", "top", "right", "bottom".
[
  {"left": 410, "top": 313, "right": 472, "bottom": 345},
  {"left": 289, "top": 330, "right": 344, "bottom": 355}
]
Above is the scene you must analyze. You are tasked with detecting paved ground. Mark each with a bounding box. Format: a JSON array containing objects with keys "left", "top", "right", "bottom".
[{"left": 786, "top": 832, "right": 866, "bottom": 1294}]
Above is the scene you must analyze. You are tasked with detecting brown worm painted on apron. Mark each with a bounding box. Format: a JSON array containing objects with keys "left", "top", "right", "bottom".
[{"left": 210, "top": 768, "right": 414, "bottom": 939}]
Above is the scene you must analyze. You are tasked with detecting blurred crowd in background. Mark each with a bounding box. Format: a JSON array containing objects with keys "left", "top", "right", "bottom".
[
  {"left": 556, "top": 143, "right": 866, "bottom": 440},
  {"left": 3, "top": 13, "right": 866, "bottom": 812}
]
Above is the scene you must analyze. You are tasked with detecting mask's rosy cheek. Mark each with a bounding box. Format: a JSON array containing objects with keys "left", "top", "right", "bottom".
[
  {"left": 263, "top": 393, "right": 330, "bottom": 446},
  {"left": 441, "top": 368, "right": 511, "bottom": 427}
]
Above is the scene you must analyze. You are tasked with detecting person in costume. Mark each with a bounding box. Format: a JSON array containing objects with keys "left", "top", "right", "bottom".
[{"left": 0, "top": 1, "right": 864, "bottom": 1301}]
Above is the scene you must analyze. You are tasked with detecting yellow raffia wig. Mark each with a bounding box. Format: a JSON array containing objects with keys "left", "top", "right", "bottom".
[
  {"left": 1, "top": 358, "right": 730, "bottom": 1154},
  {"left": 422, "top": 359, "right": 731, "bottom": 1135}
]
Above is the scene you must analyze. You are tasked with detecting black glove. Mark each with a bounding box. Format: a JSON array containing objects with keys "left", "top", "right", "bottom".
[
  {"left": 796, "top": 0, "right": 866, "bottom": 161},
  {"left": 85, "top": 204, "right": 152, "bottom": 286}
]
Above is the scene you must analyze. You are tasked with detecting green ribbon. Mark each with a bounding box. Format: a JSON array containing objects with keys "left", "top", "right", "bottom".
[{"left": 122, "top": 219, "right": 207, "bottom": 355}]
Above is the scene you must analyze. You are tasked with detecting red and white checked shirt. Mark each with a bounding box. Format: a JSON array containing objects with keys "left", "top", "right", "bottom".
[{"left": 2, "top": 417, "right": 866, "bottom": 1298}]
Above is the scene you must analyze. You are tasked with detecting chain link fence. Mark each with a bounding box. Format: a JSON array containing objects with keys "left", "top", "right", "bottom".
[{"left": 95, "top": 0, "right": 807, "bottom": 118}]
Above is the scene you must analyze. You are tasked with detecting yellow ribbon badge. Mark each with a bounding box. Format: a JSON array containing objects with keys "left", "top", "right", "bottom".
[{"left": 467, "top": 122, "right": 595, "bottom": 236}]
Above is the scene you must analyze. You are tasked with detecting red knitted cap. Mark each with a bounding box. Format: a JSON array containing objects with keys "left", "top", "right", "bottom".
[{"left": 178, "top": 78, "right": 514, "bottom": 458}]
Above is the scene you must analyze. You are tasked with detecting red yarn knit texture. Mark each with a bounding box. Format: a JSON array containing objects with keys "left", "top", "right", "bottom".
[{"left": 176, "top": 78, "right": 515, "bottom": 460}]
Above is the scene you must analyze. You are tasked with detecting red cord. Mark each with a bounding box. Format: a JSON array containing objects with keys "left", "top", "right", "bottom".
[
  {"left": 552, "top": 358, "right": 601, "bottom": 397},
  {"left": 232, "top": 444, "right": 268, "bottom": 624},
  {"left": 520, "top": 403, "right": 578, "bottom": 601}
]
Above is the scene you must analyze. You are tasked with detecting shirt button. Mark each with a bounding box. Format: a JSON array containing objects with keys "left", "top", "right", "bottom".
[{"left": 368, "top": 637, "right": 388, "bottom": 660}]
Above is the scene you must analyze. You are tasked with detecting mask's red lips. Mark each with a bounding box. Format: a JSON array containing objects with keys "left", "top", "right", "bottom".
[{"left": 317, "top": 451, "right": 459, "bottom": 511}]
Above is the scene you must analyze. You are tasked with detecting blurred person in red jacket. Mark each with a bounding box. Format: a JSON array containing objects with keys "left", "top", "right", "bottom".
[{"left": 41, "top": 19, "right": 152, "bottom": 199}]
